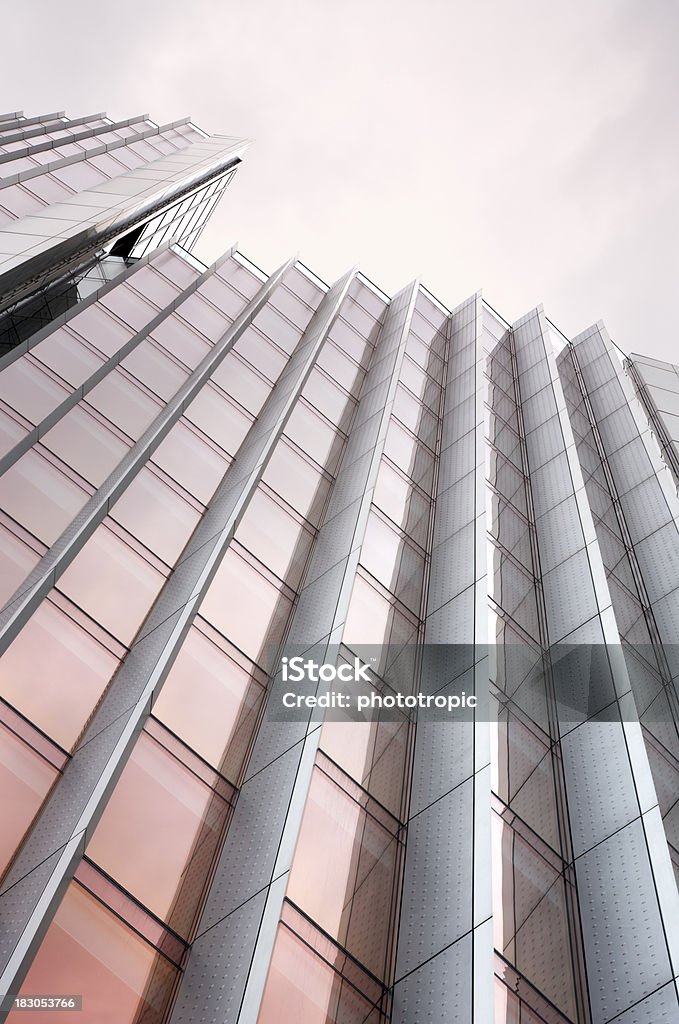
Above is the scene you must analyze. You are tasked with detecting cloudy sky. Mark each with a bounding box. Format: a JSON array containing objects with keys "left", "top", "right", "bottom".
[{"left": 4, "top": 0, "right": 677, "bottom": 359}]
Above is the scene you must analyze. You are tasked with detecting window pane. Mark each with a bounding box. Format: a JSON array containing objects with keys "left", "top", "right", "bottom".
[
  {"left": 392, "top": 386, "right": 438, "bottom": 450},
  {"left": 121, "top": 340, "right": 188, "bottom": 401},
  {"left": 150, "top": 317, "right": 210, "bottom": 370},
  {"left": 0, "top": 407, "right": 28, "bottom": 460},
  {"left": 0, "top": 449, "right": 89, "bottom": 545},
  {"left": 11, "top": 882, "right": 177, "bottom": 1024},
  {"left": 262, "top": 441, "right": 329, "bottom": 524},
  {"left": 234, "top": 326, "right": 287, "bottom": 382},
  {"left": 100, "top": 284, "right": 159, "bottom": 331},
  {"left": 184, "top": 385, "right": 253, "bottom": 457},
  {"left": 287, "top": 766, "right": 399, "bottom": 979},
  {"left": 152, "top": 420, "right": 229, "bottom": 504},
  {"left": 177, "top": 293, "right": 229, "bottom": 341},
  {"left": 110, "top": 467, "right": 200, "bottom": 566},
  {"left": 57, "top": 525, "right": 165, "bottom": 645},
  {"left": 68, "top": 305, "right": 131, "bottom": 358},
  {"left": 0, "top": 356, "right": 70, "bottom": 424},
  {"left": 209, "top": 351, "right": 270, "bottom": 414},
  {"left": 0, "top": 600, "right": 118, "bottom": 750},
  {"left": 0, "top": 724, "right": 57, "bottom": 877},
  {"left": 87, "top": 731, "right": 229, "bottom": 936},
  {"left": 258, "top": 925, "right": 381, "bottom": 1024},
  {"left": 199, "top": 547, "right": 293, "bottom": 670},
  {"left": 316, "top": 341, "right": 363, "bottom": 395},
  {"left": 384, "top": 419, "right": 435, "bottom": 492},
  {"left": 373, "top": 461, "right": 430, "bottom": 548},
  {"left": 235, "top": 488, "right": 312, "bottom": 587},
  {"left": 0, "top": 523, "right": 40, "bottom": 605},
  {"left": 361, "top": 511, "right": 425, "bottom": 611},
  {"left": 154, "top": 626, "right": 264, "bottom": 779},
  {"left": 126, "top": 266, "right": 181, "bottom": 308},
  {"left": 320, "top": 714, "right": 409, "bottom": 820},
  {"left": 33, "top": 327, "right": 105, "bottom": 387},
  {"left": 252, "top": 305, "right": 300, "bottom": 353},
  {"left": 303, "top": 368, "right": 354, "bottom": 432},
  {"left": 284, "top": 402, "right": 343, "bottom": 473},
  {"left": 343, "top": 575, "right": 418, "bottom": 652},
  {"left": 41, "top": 406, "right": 130, "bottom": 487},
  {"left": 87, "top": 369, "right": 162, "bottom": 440}
]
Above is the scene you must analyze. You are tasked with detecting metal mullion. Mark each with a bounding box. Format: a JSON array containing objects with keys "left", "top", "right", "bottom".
[{"left": 389, "top": 294, "right": 493, "bottom": 1024}]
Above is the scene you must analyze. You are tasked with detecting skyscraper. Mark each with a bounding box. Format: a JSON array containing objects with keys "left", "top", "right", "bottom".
[{"left": 0, "top": 108, "right": 678, "bottom": 1024}]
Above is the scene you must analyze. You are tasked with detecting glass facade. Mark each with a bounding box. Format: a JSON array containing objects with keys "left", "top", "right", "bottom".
[{"left": 1, "top": 106, "right": 679, "bottom": 1024}]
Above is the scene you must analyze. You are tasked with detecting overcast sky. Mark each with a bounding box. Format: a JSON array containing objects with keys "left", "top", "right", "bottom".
[{"left": 4, "top": 0, "right": 677, "bottom": 359}]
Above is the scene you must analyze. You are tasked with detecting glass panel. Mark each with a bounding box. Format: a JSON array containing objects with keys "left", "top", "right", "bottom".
[
  {"left": 87, "top": 731, "right": 229, "bottom": 937},
  {"left": 121, "top": 340, "right": 188, "bottom": 401},
  {"left": 373, "top": 461, "right": 430, "bottom": 548},
  {"left": 57, "top": 525, "right": 165, "bottom": 645},
  {"left": 101, "top": 285, "right": 159, "bottom": 331},
  {"left": 177, "top": 293, "right": 228, "bottom": 341},
  {"left": 198, "top": 274, "right": 248, "bottom": 320},
  {"left": 33, "top": 327, "right": 104, "bottom": 387},
  {"left": 109, "top": 467, "right": 200, "bottom": 566},
  {"left": 235, "top": 487, "right": 312, "bottom": 587},
  {"left": 287, "top": 766, "right": 400, "bottom": 980},
  {"left": 51, "top": 161, "right": 104, "bottom": 190},
  {"left": 343, "top": 575, "right": 418, "bottom": 652},
  {"left": 184, "top": 385, "right": 253, "bottom": 456},
  {"left": 302, "top": 368, "right": 354, "bottom": 432},
  {"left": 284, "top": 402, "right": 343, "bottom": 473},
  {"left": 383, "top": 419, "right": 435, "bottom": 492},
  {"left": 321, "top": 714, "right": 409, "bottom": 820},
  {"left": 0, "top": 601, "right": 117, "bottom": 750},
  {"left": 68, "top": 305, "right": 131, "bottom": 359},
  {"left": 491, "top": 811, "right": 577, "bottom": 1019},
  {"left": 0, "top": 407, "right": 28, "bottom": 460},
  {"left": 0, "top": 523, "right": 40, "bottom": 605},
  {"left": 262, "top": 440, "right": 329, "bottom": 525},
  {"left": 330, "top": 316, "right": 373, "bottom": 366},
  {"left": 0, "top": 449, "right": 89, "bottom": 545},
  {"left": 360, "top": 511, "right": 425, "bottom": 612},
  {"left": 0, "top": 356, "right": 70, "bottom": 424},
  {"left": 252, "top": 305, "right": 300, "bottom": 353},
  {"left": 258, "top": 925, "right": 381, "bottom": 1024},
  {"left": 199, "top": 547, "right": 293, "bottom": 670},
  {"left": 150, "top": 316, "right": 210, "bottom": 370},
  {"left": 233, "top": 326, "right": 288, "bottom": 383},
  {"left": 87, "top": 369, "right": 162, "bottom": 440},
  {"left": 0, "top": 724, "right": 57, "bottom": 877},
  {"left": 209, "top": 351, "right": 270, "bottom": 414},
  {"left": 316, "top": 342, "right": 363, "bottom": 395},
  {"left": 126, "top": 266, "right": 181, "bottom": 308},
  {"left": 10, "top": 882, "right": 177, "bottom": 1024},
  {"left": 154, "top": 626, "right": 264, "bottom": 779},
  {"left": 392, "top": 386, "right": 438, "bottom": 449},
  {"left": 151, "top": 419, "right": 230, "bottom": 504},
  {"left": 41, "top": 406, "right": 130, "bottom": 487}
]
